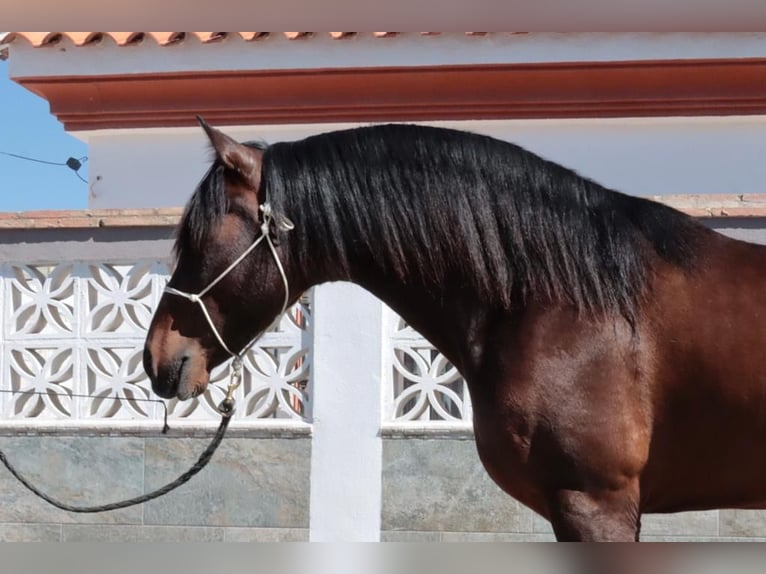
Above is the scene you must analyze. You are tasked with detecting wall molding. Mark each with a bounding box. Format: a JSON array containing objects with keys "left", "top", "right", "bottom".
[
  {"left": 3, "top": 195, "right": 766, "bottom": 228},
  {"left": 15, "top": 58, "right": 766, "bottom": 131}
]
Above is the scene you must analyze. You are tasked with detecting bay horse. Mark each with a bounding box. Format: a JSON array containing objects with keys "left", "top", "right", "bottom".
[{"left": 144, "top": 118, "right": 766, "bottom": 541}]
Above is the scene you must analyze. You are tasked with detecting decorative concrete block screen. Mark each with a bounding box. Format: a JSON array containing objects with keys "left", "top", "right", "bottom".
[
  {"left": 0, "top": 261, "right": 311, "bottom": 432},
  {"left": 385, "top": 314, "right": 472, "bottom": 428},
  {"left": 0, "top": 257, "right": 470, "bottom": 435}
]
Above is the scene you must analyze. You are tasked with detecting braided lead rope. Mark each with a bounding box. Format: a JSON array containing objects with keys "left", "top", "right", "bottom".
[
  {"left": 0, "top": 204, "right": 294, "bottom": 514},
  {"left": 0, "top": 408, "right": 233, "bottom": 513},
  {"left": 0, "top": 350, "right": 244, "bottom": 513}
]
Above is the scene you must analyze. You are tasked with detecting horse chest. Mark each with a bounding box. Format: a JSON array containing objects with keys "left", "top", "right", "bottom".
[{"left": 471, "top": 399, "right": 551, "bottom": 517}]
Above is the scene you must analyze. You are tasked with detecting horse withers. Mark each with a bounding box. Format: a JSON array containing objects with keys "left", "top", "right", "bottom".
[{"left": 144, "top": 118, "right": 766, "bottom": 541}]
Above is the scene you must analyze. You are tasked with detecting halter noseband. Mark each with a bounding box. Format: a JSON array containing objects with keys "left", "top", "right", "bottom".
[{"left": 164, "top": 202, "right": 294, "bottom": 367}]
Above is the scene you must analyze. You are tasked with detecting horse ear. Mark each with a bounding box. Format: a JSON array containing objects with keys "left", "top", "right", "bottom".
[{"left": 197, "top": 116, "right": 262, "bottom": 187}]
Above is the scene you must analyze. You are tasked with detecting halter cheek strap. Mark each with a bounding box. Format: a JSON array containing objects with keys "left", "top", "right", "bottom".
[{"left": 164, "top": 202, "right": 294, "bottom": 365}]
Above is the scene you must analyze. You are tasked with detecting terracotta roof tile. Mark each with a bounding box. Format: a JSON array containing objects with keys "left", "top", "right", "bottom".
[
  {"left": 103, "top": 32, "right": 143, "bottom": 45},
  {"left": 144, "top": 32, "right": 186, "bottom": 45},
  {"left": 63, "top": 32, "right": 104, "bottom": 45},
  {"left": 5, "top": 32, "right": 58, "bottom": 46},
  {"left": 236, "top": 33, "right": 269, "bottom": 41},
  {"left": 2, "top": 32, "right": 515, "bottom": 47},
  {"left": 283, "top": 32, "right": 311, "bottom": 40}
]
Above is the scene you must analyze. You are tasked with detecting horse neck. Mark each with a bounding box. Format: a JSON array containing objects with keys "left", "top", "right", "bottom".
[
  {"left": 282, "top": 223, "right": 498, "bottom": 377},
  {"left": 343, "top": 265, "right": 493, "bottom": 378}
]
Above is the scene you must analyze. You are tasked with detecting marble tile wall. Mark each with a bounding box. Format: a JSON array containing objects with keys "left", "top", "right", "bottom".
[
  {"left": 0, "top": 435, "right": 310, "bottom": 542},
  {"left": 2, "top": 435, "right": 766, "bottom": 541},
  {"left": 381, "top": 439, "right": 766, "bottom": 543}
]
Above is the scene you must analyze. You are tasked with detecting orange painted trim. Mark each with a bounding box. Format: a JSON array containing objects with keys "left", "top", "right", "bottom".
[
  {"left": 1, "top": 195, "right": 766, "bottom": 230},
  {"left": 13, "top": 58, "right": 766, "bottom": 131}
]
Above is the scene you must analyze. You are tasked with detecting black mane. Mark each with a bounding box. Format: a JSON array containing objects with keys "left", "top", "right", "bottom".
[{"left": 179, "top": 124, "right": 706, "bottom": 320}]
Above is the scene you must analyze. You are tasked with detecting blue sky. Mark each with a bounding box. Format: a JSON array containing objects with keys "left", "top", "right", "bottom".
[{"left": 0, "top": 59, "right": 88, "bottom": 211}]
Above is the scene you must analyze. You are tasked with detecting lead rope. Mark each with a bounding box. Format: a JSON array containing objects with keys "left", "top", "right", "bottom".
[
  {"left": 0, "top": 203, "right": 293, "bottom": 513},
  {"left": 0, "top": 415, "right": 232, "bottom": 513}
]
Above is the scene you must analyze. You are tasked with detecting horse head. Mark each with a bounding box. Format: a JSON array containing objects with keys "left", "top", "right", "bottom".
[{"left": 143, "top": 118, "right": 296, "bottom": 400}]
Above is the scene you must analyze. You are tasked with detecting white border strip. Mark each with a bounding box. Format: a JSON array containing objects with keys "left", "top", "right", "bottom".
[{"left": 0, "top": 418, "right": 312, "bottom": 438}]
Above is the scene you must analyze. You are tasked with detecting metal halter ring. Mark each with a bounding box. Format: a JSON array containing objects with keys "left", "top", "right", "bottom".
[{"left": 217, "top": 357, "right": 243, "bottom": 416}]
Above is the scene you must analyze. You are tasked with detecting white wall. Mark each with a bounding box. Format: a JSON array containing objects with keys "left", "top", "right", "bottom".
[{"left": 84, "top": 116, "right": 766, "bottom": 209}]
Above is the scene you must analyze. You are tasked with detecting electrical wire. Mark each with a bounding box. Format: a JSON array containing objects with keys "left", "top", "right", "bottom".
[
  {"left": 0, "top": 150, "right": 89, "bottom": 183},
  {"left": 0, "top": 151, "right": 68, "bottom": 166}
]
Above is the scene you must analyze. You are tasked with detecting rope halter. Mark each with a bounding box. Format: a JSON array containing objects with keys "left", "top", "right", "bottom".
[{"left": 163, "top": 202, "right": 294, "bottom": 414}]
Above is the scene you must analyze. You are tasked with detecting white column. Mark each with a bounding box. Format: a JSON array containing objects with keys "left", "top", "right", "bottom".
[{"left": 308, "top": 282, "right": 384, "bottom": 541}]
